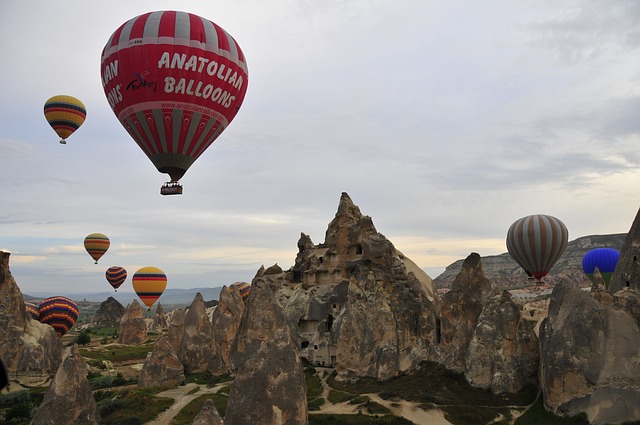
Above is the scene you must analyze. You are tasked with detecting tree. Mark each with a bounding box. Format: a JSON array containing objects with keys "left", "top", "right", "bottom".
[{"left": 77, "top": 331, "right": 91, "bottom": 346}]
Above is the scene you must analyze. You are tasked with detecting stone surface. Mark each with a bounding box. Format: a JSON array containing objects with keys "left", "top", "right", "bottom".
[
  {"left": 438, "top": 252, "right": 498, "bottom": 373},
  {"left": 177, "top": 293, "right": 224, "bottom": 373},
  {"left": 138, "top": 337, "right": 185, "bottom": 387},
  {"left": 91, "top": 296, "right": 125, "bottom": 327},
  {"left": 0, "top": 251, "right": 62, "bottom": 386},
  {"left": 167, "top": 307, "right": 186, "bottom": 354},
  {"left": 259, "top": 192, "right": 438, "bottom": 381},
  {"left": 118, "top": 299, "right": 148, "bottom": 344},
  {"left": 211, "top": 285, "right": 245, "bottom": 370},
  {"left": 610, "top": 207, "right": 640, "bottom": 293},
  {"left": 30, "top": 344, "right": 101, "bottom": 425},
  {"left": 191, "top": 398, "right": 223, "bottom": 425},
  {"left": 225, "top": 280, "right": 308, "bottom": 425},
  {"left": 465, "top": 290, "right": 539, "bottom": 394},
  {"left": 149, "top": 302, "right": 169, "bottom": 331},
  {"left": 539, "top": 282, "right": 640, "bottom": 424}
]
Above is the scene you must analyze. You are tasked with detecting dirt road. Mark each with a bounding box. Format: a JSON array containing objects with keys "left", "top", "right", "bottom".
[{"left": 149, "top": 382, "right": 224, "bottom": 425}]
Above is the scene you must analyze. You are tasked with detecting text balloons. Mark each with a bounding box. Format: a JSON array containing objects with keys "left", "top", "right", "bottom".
[
  {"left": 106, "top": 266, "right": 127, "bottom": 291},
  {"left": 84, "top": 233, "right": 110, "bottom": 264},
  {"left": 506, "top": 214, "right": 568, "bottom": 281},
  {"left": 582, "top": 248, "right": 620, "bottom": 288},
  {"left": 38, "top": 296, "right": 79, "bottom": 337},
  {"left": 43, "top": 95, "right": 86, "bottom": 144},
  {"left": 100, "top": 10, "right": 249, "bottom": 195},
  {"left": 132, "top": 266, "right": 167, "bottom": 309}
]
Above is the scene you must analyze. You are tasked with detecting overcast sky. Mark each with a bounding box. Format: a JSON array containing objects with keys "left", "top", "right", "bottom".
[{"left": 2, "top": 0, "right": 640, "bottom": 295}]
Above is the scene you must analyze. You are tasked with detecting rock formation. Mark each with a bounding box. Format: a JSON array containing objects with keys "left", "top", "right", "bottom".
[
  {"left": 465, "top": 290, "right": 539, "bottom": 394},
  {"left": 30, "top": 344, "right": 101, "bottom": 425},
  {"left": 149, "top": 302, "right": 169, "bottom": 331},
  {"left": 192, "top": 398, "right": 224, "bottom": 425},
  {"left": 610, "top": 207, "right": 640, "bottom": 293},
  {"left": 438, "top": 252, "right": 498, "bottom": 372},
  {"left": 0, "top": 251, "right": 62, "bottom": 386},
  {"left": 176, "top": 293, "right": 224, "bottom": 373},
  {"left": 539, "top": 282, "right": 640, "bottom": 424},
  {"left": 211, "top": 284, "right": 246, "bottom": 370},
  {"left": 168, "top": 307, "right": 186, "bottom": 353},
  {"left": 225, "top": 280, "right": 308, "bottom": 425},
  {"left": 259, "top": 192, "right": 438, "bottom": 380},
  {"left": 118, "top": 299, "right": 148, "bottom": 344},
  {"left": 138, "top": 337, "right": 184, "bottom": 387},
  {"left": 91, "top": 296, "right": 125, "bottom": 327}
]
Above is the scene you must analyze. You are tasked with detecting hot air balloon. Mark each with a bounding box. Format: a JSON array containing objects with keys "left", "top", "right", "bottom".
[
  {"left": 25, "top": 302, "right": 40, "bottom": 320},
  {"left": 132, "top": 266, "right": 167, "bottom": 309},
  {"left": 100, "top": 11, "right": 249, "bottom": 195},
  {"left": 229, "top": 281, "right": 251, "bottom": 302},
  {"left": 106, "top": 266, "right": 127, "bottom": 291},
  {"left": 506, "top": 214, "right": 568, "bottom": 282},
  {"left": 84, "top": 233, "right": 110, "bottom": 264},
  {"left": 38, "top": 296, "right": 79, "bottom": 337},
  {"left": 582, "top": 248, "right": 620, "bottom": 288},
  {"left": 43, "top": 95, "right": 87, "bottom": 144}
]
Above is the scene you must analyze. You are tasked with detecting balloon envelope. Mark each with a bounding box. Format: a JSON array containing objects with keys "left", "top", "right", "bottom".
[
  {"left": 43, "top": 95, "right": 86, "bottom": 144},
  {"left": 132, "top": 266, "right": 167, "bottom": 308},
  {"left": 506, "top": 214, "right": 568, "bottom": 281},
  {"left": 84, "top": 233, "right": 110, "bottom": 264},
  {"left": 229, "top": 281, "right": 251, "bottom": 302},
  {"left": 100, "top": 10, "right": 249, "bottom": 187},
  {"left": 25, "top": 302, "right": 40, "bottom": 320},
  {"left": 38, "top": 296, "right": 79, "bottom": 337},
  {"left": 582, "top": 248, "right": 620, "bottom": 288},
  {"left": 106, "top": 266, "right": 127, "bottom": 291}
]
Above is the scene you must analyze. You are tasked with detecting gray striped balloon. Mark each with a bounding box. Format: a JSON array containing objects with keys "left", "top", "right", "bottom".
[{"left": 506, "top": 214, "right": 568, "bottom": 281}]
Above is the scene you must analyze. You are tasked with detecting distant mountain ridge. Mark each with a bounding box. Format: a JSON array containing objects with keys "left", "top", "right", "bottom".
[
  {"left": 434, "top": 233, "right": 627, "bottom": 289},
  {"left": 23, "top": 286, "right": 224, "bottom": 307}
]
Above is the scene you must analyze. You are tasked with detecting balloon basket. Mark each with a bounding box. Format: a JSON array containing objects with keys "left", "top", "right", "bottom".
[
  {"left": 59, "top": 139, "right": 66, "bottom": 144},
  {"left": 161, "top": 182, "right": 183, "bottom": 195}
]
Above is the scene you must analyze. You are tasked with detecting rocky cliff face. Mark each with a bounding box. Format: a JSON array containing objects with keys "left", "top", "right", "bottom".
[
  {"left": 610, "top": 207, "right": 640, "bottom": 293},
  {"left": 30, "top": 344, "right": 101, "bottom": 425},
  {"left": 149, "top": 302, "right": 169, "bottom": 331},
  {"left": 435, "top": 234, "right": 626, "bottom": 289},
  {"left": 465, "top": 290, "right": 539, "bottom": 394},
  {"left": 438, "top": 253, "right": 498, "bottom": 373},
  {"left": 259, "top": 192, "right": 438, "bottom": 381},
  {"left": 177, "top": 293, "right": 221, "bottom": 373},
  {"left": 91, "top": 296, "right": 125, "bottom": 327},
  {"left": 138, "top": 337, "right": 184, "bottom": 387},
  {"left": 192, "top": 398, "right": 223, "bottom": 425},
  {"left": 211, "top": 284, "right": 245, "bottom": 371},
  {"left": 539, "top": 282, "right": 640, "bottom": 424},
  {"left": 0, "top": 251, "right": 62, "bottom": 386},
  {"left": 225, "top": 280, "right": 308, "bottom": 425},
  {"left": 118, "top": 300, "right": 148, "bottom": 344}
]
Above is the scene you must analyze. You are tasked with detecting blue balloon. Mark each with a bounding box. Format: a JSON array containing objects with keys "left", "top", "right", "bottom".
[{"left": 582, "top": 248, "right": 620, "bottom": 288}]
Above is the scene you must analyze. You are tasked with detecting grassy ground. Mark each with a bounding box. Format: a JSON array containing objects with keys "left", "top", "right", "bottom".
[
  {"left": 80, "top": 342, "right": 155, "bottom": 363},
  {"left": 95, "top": 387, "right": 174, "bottom": 425}
]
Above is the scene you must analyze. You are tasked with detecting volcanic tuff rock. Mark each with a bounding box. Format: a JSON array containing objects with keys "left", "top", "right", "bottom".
[
  {"left": 30, "top": 344, "right": 100, "bottom": 425},
  {"left": 539, "top": 282, "right": 640, "bottom": 424},
  {"left": 91, "top": 296, "right": 125, "bottom": 327},
  {"left": 439, "top": 252, "right": 498, "bottom": 373},
  {"left": 225, "top": 280, "right": 308, "bottom": 425},
  {"left": 138, "top": 337, "right": 185, "bottom": 387},
  {"left": 168, "top": 307, "right": 186, "bottom": 353},
  {"left": 149, "top": 302, "right": 169, "bottom": 331},
  {"left": 435, "top": 234, "right": 626, "bottom": 289},
  {"left": 211, "top": 284, "right": 246, "bottom": 371},
  {"left": 465, "top": 290, "right": 539, "bottom": 394},
  {"left": 192, "top": 398, "right": 224, "bottom": 425},
  {"left": 610, "top": 207, "right": 640, "bottom": 293},
  {"left": 258, "top": 192, "right": 438, "bottom": 380},
  {"left": 0, "top": 251, "right": 62, "bottom": 386},
  {"left": 118, "top": 299, "right": 148, "bottom": 344}
]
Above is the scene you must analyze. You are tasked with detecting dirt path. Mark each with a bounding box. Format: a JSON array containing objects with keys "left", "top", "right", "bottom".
[{"left": 148, "top": 382, "right": 224, "bottom": 425}]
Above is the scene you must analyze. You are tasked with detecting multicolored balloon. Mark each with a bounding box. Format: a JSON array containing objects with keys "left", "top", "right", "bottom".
[
  {"left": 84, "top": 233, "right": 110, "bottom": 264},
  {"left": 106, "top": 266, "right": 127, "bottom": 291},
  {"left": 132, "top": 266, "right": 167, "bottom": 309},
  {"left": 38, "top": 296, "right": 79, "bottom": 337},
  {"left": 506, "top": 214, "right": 569, "bottom": 281},
  {"left": 25, "top": 302, "right": 40, "bottom": 320},
  {"left": 229, "top": 281, "right": 251, "bottom": 302},
  {"left": 582, "top": 248, "right": 620, "bottom": 288},
  {"left": 43, "top": 95, "right": 87, "bottom": 144},
  {"left": 100, "top": 11, "right": 249, "bottom": 195}
]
